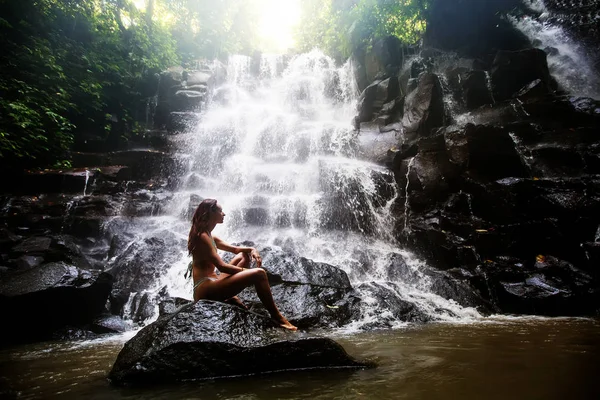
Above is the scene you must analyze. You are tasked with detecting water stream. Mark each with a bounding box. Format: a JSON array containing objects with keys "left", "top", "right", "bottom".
[
  {"left": 146, "top": 50, "right": 480, "bottom": 329},
  {"left": 511, "top": 0, "right": 600, "bottom": 99},
  {"left": 1, "top": 318, "right": 598, "bottom": 399}
]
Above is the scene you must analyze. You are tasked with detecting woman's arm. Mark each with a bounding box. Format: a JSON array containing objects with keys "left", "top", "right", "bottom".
[
  {"left": 198, "top": 233, "right": 244, "bottom": 275},
  {"left": 213, "top": 236, "right": 262, "bottom": 267}
]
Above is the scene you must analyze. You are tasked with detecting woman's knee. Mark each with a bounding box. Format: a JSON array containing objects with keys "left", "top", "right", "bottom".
[{"left": 250, "top": 268, "right": 267, "bottom": 282}]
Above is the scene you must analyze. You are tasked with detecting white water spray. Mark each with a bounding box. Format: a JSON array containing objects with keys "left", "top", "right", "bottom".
[
  {"left": 510, "top": 0, "right": 600, "bottom": 99},
  {"left": 110, "top": 50, "right": 483, "bottom": 330}
]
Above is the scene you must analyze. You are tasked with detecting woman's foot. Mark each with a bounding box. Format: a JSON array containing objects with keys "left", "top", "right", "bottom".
[
  {"left": 275, "top": 317, "right": 298, "bottom": 331},
  {"left": 224, "top": 296, "right": 248, "bottom": 310}
]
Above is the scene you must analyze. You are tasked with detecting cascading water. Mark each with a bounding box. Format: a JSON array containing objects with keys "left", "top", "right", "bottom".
[
  {"left": 510, "top": 0, "right": 600, "bottom": 99},
  {"left": 152, "top": 50, "right": 481, "bottom": 330}
]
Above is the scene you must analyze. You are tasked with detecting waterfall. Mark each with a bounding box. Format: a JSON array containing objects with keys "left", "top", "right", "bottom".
[
  {"left": 110, "top": 50, "right": 481, "bottom": 330},
  {"left": 510, "top": 0, "right": 600, "bottom": 99}
]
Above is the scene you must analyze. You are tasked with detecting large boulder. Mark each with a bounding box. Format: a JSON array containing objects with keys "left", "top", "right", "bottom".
[
  {"left": 6, "top": 234, "right": 92, "bottom": 272},
  {"left": 401, "top": 72, "right": 445, "bottom": 141},
  {"left": 491, "top": 48, "right": 556, "bottom": 101},
  {"left": 0, "top": 262, "right": 113, "bottom": 344},
  {"left": 356, "top": 77, "right": 401, "bottom": 123},
  {"left": 108, "top": 300, "right": 370, "bottom": 385},
  {"left": 485, "top": 255, "right": 600, "bottom": 315},
  {"left": 107, "top": 235, "right": 185, "bottom": 316},
  {"left": 236, "top": 247, "right": 359, "bottom": 329},
  {"left": 462, "top": 70, "right": 494, "bottom": 109}
]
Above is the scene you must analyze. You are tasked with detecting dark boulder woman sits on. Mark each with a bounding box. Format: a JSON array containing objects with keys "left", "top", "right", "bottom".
[{"left": 188, "top": 198, "right": 297, "bottom": 331}]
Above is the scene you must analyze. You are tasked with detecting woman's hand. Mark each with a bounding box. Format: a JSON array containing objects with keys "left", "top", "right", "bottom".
[{"left": 249, "top": 248, "right": 262, "bottom": 267}]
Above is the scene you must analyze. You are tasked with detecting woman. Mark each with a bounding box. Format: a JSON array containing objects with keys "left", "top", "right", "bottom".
[{"left": 188, "top": 198, "right": 297, "bottom": 331}]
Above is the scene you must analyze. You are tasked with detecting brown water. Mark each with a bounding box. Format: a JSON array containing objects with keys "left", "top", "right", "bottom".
[{"left": 1, "top": 317, "right": 599, "bottom": 399}]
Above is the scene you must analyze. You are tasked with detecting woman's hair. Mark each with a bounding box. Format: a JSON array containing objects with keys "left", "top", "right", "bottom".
[{"left": 188, "top": 198, "right": 218, "bottom": 254}]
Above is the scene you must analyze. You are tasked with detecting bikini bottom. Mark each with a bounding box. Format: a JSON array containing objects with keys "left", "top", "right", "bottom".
[{"left": 193, "top": 277, "right": 218, "bottom": 292}]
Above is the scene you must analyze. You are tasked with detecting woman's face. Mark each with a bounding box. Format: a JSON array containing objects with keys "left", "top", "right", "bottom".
[{"left": 211, "top": 203, "right": 225, "bottom": 224}]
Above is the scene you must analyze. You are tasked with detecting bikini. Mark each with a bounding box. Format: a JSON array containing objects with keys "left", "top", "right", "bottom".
[{"left": 188, "top": 235, "right": 219, "bottom": 293}]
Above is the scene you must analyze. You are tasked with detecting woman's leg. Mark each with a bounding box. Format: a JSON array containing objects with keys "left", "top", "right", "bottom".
[
  {"left": 223, "top": 252, "right": 251, "bottom": 308},
  {"left": 200, "top": 268, "right": 297, "bottom": 331},
  {"left": 230, "top": 252, "right": 250, "bottom": 268}
]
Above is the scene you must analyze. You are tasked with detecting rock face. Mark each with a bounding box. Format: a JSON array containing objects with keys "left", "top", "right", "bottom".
[
  {"left": 108, "top": 300, "right": 370, "bottom": 386},
  {"left": 390, "top": 95, "right": 600, "bottom": 315},
  {"left": 0, "top": 262, "right": 113, "bottom": 343},
  {"left": 235, "top": 246, "right": 359, "bottom": 329},
  {"left": 351, "top": 2, "right": 600, "bottom": 316}
]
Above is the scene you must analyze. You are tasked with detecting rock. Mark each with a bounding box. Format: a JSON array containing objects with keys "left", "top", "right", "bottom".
[
  {"left": 10, "top": 169, "right": 98, "bottom": 195},
  {"left": 237, "top": 247, "right": 359, "bottom": 329},
  {"left": 108, "top": 301, "right": 370, "bottom": 386},
  {"left": 357, "top": 77, "right": 401, "bottom": 123},
  {"left": 91, "top": 315, "right": 130, "bottom": 334},
  {"left": 52, "top": 327, "right": 98, "bottom": 341},
  {"left": 365, "top": 36, "right": 405, "bottom": 83},
  {"left": 463, "top": 124, "right": 531, "bottom": 181},
  {"left": 166, "top": 111, "right": 200, "bottom": 134},
  {"left": 158, "top": 296, "right": 192, "bottom": 316},
  {"left": 10, "top": 235, "right": 92, "bottom": 270},
  {"left": 490, "top": 255, "right": 599, "bottom": 315},
  {"left": 491, "top": 48, "right": 556, "bottom": 101},
  {"left": 402, "top": 72, "right": 445, "bottom": 141},
  {"left": 515, "top": 79, "right": 549, "bottom": 100},
  {"left": 97, "top": 166, "right": 132, "bottom": 182},
  {"left": 462, "top": 70, "right": 494, "bottom": 109},
  {"left": 0, "top": 262, "right": 113, "bottom": 344},
  {"left": 355, "top": 282, "right": 431, "bottom": 326},
  {"left": 71, "top": 150, "right": 182, "bottom": 181},
  {"left": 173, "top": 90, "right": 204, "bottom": 112},
  {"left": 185, "top": 70, "right": 212, "bottom": 86},
  {"left": 107, "top": 235, "right": 185, "bottom": 315}
]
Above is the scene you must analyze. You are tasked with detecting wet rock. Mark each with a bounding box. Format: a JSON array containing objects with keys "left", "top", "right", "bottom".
[
  {"left": 463, "top": 124, "right": 530, "bottom": 181},
  {"left": 355, "top": 282, "right": 431, "bottom": 326},
  {"left": 127, "top": 291, "right": 157, "bottom": 324},
  {"left": 520, "top": 95, "right": 600, "bottom": 127},
  {"left": 158, "top": 296, "right": 192, "bottom": 316},
  {"left": 72, "top": 150, "right": 182, "bottom": 181},
  {"left": 52, "top": 327, "right": 98, "bottom": 341},
  {"left": 185, "top": 70, "right": 212, "bottom": 86},
  {"left": 8, "top": 169, "right": 98, "bottom": 195},
  {"left": 357, "top": 77, "right": 401, "bottom": 123},
  {"left": 462, "top": 70, "right": 494, "bottom": 109},
  {"left": 491, "top": 48, "right": 556, "bottom": 101},
  {"left": 515, "top": 79, "right": 549, "bottom": 100},
  {"left": 402, "top": 72, "right": 445, "bottom": 141},
  {"left": 167, "top": 111, "right": 200, "bottom": 134},
  {"left": 489, "top": 255, "right": 599, "bottom": 315},
  {"left": 0, "top": 262, "right": 113, "bottom": 344},
  {"left": 97, "top": 166, "right": 132, "bottom": 182},
  {"left": 91, "top": 315, "right": 130, "bottom": 334},
  {"left": 13, "top": 255, "right": 44, "bottom": 270},
  {"left": 173, "top": 90, "right": 204, "bottom": 112},
  {"left": 237, "top": 247, "right": 358, "bottom": 328},
  {"left": 9, "top": 235, "right": 92, "bottom": 271},
  {"left": 107, "top": 235, "right": 185, "bottom": 315},
  {"left": 108, "top": 300, "right": 369, "bottom": 386}
]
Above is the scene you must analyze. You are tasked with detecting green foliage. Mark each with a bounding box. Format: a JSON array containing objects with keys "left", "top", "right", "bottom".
[
  {"left": 0, "top": 0, "right": 269, "bottom": 168},
  {"left": 295, "top": 0, "right": 430, "bottom": 59},
  {"left": 0, "top": 0, "right": 179, "bottom": 168}
]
